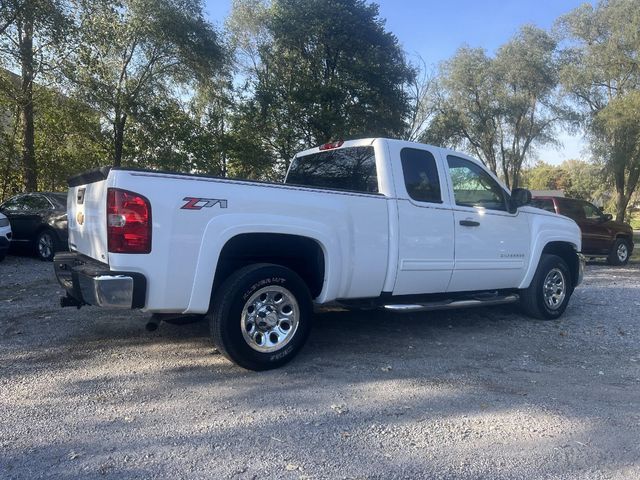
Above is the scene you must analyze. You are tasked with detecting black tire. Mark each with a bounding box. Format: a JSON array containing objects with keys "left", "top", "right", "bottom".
[
  {"left": 208, "top": 263, "right": 313, "bottom": 371},
  {"left": 607, "top": 238, "right": 630, "bottom": 266},
  {"left": 0, "top": 251, "right": 5, "bottom": 262},
  {"left": 520, "top": 254, "right": 573, "bottom": 320},
  {"left": 35, "top": 229, "right": 58, "bottom": 261}
]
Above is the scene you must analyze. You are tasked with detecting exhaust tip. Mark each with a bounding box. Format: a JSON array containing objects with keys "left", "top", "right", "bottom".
[{"left": 145, "top": 321, "right": 159, "bottom": 332}]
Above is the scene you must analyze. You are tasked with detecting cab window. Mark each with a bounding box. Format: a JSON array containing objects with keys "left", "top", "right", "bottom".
[
  {"left": 582, "top": 201, "right": 602, "bottom": 220},
  {"left": 446, "top": 155, "right": 508, "bottom": 211},
  {"left": 400, "top": 148, "right": 442, "bottom": 203}
]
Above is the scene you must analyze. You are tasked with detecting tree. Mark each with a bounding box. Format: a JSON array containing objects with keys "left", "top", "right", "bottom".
[
  {"left": 558, "top": 0, "right": 640, "bottom": 221},
  {"left": 0, "top": 0, "right": 71, "bottom": 191},
  {"left": 423, "top": 26, "right": 569, "bottom": 188},
  {"left": 229, "top": 0, "right": 415, "bottom": 175},
  {"left": 521, "top": 159, "right": 607, "bottom": 203},
  {"left": 67, "top": 0, "right": 225, "bottom": 167}
]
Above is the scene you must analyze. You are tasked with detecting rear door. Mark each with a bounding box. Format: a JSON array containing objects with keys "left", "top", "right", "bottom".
[
  {"left": 445, "top": 155, "right": 530, "bottom": 292},
  {"left": 389, "top": 143, "right": 455, "bottom": 295}
]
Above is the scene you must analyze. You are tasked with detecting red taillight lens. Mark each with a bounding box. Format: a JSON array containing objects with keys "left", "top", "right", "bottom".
[{"left": 107, "top": 188, "right": 152, "bottom": 253}]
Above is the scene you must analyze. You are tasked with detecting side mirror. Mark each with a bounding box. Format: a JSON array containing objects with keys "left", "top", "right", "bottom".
[
  {"left": 602, "top": 213, "right": 613, "bottom": 222},
  {"left": 511, "top": 188, "right": 532, "bottom": 211}
]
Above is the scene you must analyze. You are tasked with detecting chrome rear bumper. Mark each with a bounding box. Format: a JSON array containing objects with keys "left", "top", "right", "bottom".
[{"left": 54, "top": 252, "right": 146, "bottom": 309}]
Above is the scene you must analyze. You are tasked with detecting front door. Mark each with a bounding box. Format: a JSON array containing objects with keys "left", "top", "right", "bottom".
[{"left": 445, "top": 155, "right": 531, "bottom": 292}]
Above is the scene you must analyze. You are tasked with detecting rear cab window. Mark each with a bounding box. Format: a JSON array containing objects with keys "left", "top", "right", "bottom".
[
  {"left": 285, "top": 146, "right": 378, "bottom": 193},
  {"left": 400, "top": 148, "right": 442, "bottom": 203}
]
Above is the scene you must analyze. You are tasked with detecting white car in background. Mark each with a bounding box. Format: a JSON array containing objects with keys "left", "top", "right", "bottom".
[{"left": 0, "top": 212, "right": 11, "bottom": 262}]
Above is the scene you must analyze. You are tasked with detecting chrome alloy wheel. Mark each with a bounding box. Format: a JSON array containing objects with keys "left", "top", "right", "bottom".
[
  {"left": 38, "top": 232, "right": 54, "bottom": 260},
  {"left": 241, "top": 286, "right": 300, "bottom": 353},
  {"left": 617, "top": 243, "right": 628, "bottom": 262},
  {"left": 543, "top": 268, "right": 566, "bottom": 310}
]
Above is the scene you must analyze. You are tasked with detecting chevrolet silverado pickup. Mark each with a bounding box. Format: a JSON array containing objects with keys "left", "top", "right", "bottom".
[{"left": 54, "top": 138, "right": 585, "bottom": 370}]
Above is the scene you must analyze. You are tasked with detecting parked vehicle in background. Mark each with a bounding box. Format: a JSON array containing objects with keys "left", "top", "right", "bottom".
[
  {"left": 0, "top": 212, "right": 11, "bottom": 262},
  {"left": 0, "top": 193, "right": 68, "bottom": 261},
  {"left": 531, "top": 196, "right": 634, "bottom": 265},
  {"left": 54, "top": 139, "right": 584, "bottom": 370}
]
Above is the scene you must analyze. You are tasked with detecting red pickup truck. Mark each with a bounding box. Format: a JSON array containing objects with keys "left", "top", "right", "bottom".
[{"left": 531, "top": 196, "right": 634, "bottom": 265}]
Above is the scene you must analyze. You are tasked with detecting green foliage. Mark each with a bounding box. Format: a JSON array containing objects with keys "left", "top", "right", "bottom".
[
  {"left": 34, "top": 87, "right": 110, "bottom": 191},
  {"left": 522, "top": 159, "right": 609, "bottom": 203},
  {"left": 423, "top": 26, "right": 572, "bottom": 188},
  {"left": 558, "top": 0, "right": 640, "bottom": 220},
  {"left": 229, "top": 0, "right": 415, "bottom": 176},
  {"left": 67, "top": 0, "right": 225, "bottom": 166}
]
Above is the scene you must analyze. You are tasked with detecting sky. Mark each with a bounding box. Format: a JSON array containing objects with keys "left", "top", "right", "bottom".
[{"left": 203, "top": 0, "right": 595, "bottom": 165}]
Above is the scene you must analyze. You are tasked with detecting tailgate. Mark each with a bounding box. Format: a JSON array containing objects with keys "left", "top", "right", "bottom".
[{"left": 67, "top": 168, "right": 110, "bottom": 263}]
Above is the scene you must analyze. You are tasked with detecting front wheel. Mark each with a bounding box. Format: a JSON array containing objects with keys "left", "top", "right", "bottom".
[
  {"left": 36, "top": 229, "right": 57, "bottom": 261},
  {"left": 607, "top": 238, "right": 630, "bottom": 266},
  {"left": 208, "top": 263, "right": 313, "bottom": 371},
  {"left": 520, "top": 254, "right": 573, "bottom": 320}
]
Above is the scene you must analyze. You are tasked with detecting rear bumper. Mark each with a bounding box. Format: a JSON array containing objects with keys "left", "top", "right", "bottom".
[{"left": 53, "top": 252, "right": 146, "bottom": 309}]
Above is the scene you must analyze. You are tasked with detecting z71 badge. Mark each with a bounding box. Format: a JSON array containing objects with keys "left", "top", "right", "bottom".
[{"left": 181, "top": 197, "right": 228, "bottom": 210}]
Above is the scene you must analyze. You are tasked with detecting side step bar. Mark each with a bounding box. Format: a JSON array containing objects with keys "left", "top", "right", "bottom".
[{"left": 383, "top": 294, "right": 519, "bottom": 312}]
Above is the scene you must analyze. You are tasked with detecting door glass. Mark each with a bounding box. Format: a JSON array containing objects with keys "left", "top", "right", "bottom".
[
  {"left": 400, "top": 148, "right": 442, "bottom": 203},
  {"left": 21, "top": 195, "right": 51, "bottom": 210},
  {"left": 446, "top": 155, "right": 507, "bottom": 211},
  {"left": 1, "top": 196, "right": 25, "bottom": 212},
  {"left": 558, "top": 199, "right": 586, "bottom": 220},
  {"left": 531, "top": 198, "right": 556, "bottom": 213},
  {"left": 583, "top": 201, "right": 602, "bottom": 220}
]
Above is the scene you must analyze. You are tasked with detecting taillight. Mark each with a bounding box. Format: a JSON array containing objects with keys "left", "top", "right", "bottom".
[{"left": 107, "top": 188, "right": 152, "bottom": 253}]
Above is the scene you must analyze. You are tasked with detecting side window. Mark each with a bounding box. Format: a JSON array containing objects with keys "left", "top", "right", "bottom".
[
  {"left": 558, "top": 199, "right": 586, "bottom": 220},
  {"left": 286, "top": 146, "right": 378, "bottom": 193},
  {"left": 446, "top": 155, "right": 508, "bottom": 211},
  {"left": 583, "top": 201, "right": 602, "bottom": 220},
  {"left": 400, "top": 148, "right": 442, "bottom": 203},
  {"left": 531, "top": 198, "right": 556, "bottom": 213},
  {"left": 1, "top": 196, "right": 25, "bottom": 212},
  {"left": 21, "top": 195, "right": 51, "bottom": 210}
]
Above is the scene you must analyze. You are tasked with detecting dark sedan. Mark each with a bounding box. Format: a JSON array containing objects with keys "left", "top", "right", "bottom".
[{"left": 0, "top": 192, "right": 68, "bottom": 261}]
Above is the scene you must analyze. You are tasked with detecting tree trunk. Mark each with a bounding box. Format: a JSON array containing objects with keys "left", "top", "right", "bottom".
[
  {"left": 19, "top": 9, "right": 37, "bottom": 191},
  {"left": 614, "top": 169, "right": 628, "bottom": 222},
  {"left": 113, "top": 111, "right": 127, "bottom": 167},
  {"left": 615, "top": 190, "right": 629, "bottom": 222}
]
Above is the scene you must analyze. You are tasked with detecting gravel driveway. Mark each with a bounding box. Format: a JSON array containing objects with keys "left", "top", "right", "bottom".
[{"left": 1, "top": 255, "right": 639, "bottom": 479}]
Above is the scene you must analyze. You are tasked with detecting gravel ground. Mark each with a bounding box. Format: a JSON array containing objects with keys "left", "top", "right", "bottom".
[{"left": 1, "top": 254, "right": 639, "bottom": 480}]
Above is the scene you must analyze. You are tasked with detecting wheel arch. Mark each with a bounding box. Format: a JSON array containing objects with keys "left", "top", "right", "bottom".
[
  {"left": 184, "top": 218, "right": 342, "bottom": 314},
  {"left": 212, "top": 233, "right": 326, "bottom": 301},
  {"left": 520, "top": 238, "right": 580, "bottom": 290}
]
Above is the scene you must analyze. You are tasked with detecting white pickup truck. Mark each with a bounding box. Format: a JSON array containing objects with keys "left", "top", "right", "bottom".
[{"left": 54, "top": 138, "right": 584, "bottom": 370}]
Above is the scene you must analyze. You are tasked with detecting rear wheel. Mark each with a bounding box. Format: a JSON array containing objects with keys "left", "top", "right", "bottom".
[
  {"left": 520, "top": 254, "right": 572, "bottom": 320},
  {"left": 607, "top": 238, "right": 630, "bottom": 266},
  {"left": 36, "top": 229, "right": 57, "bottom": 261},
  {"left": 208, "top": 263, "right": 313, "bottom": 371}
]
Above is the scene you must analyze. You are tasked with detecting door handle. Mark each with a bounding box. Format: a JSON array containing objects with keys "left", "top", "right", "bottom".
[{"left": 459, "top": 220, "right": 480, "bottom": 227}]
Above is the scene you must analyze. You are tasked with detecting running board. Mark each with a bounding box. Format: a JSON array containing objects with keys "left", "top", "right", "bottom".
[{"left": 383, "top": 294, "right": 519, "bottom": 312}]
